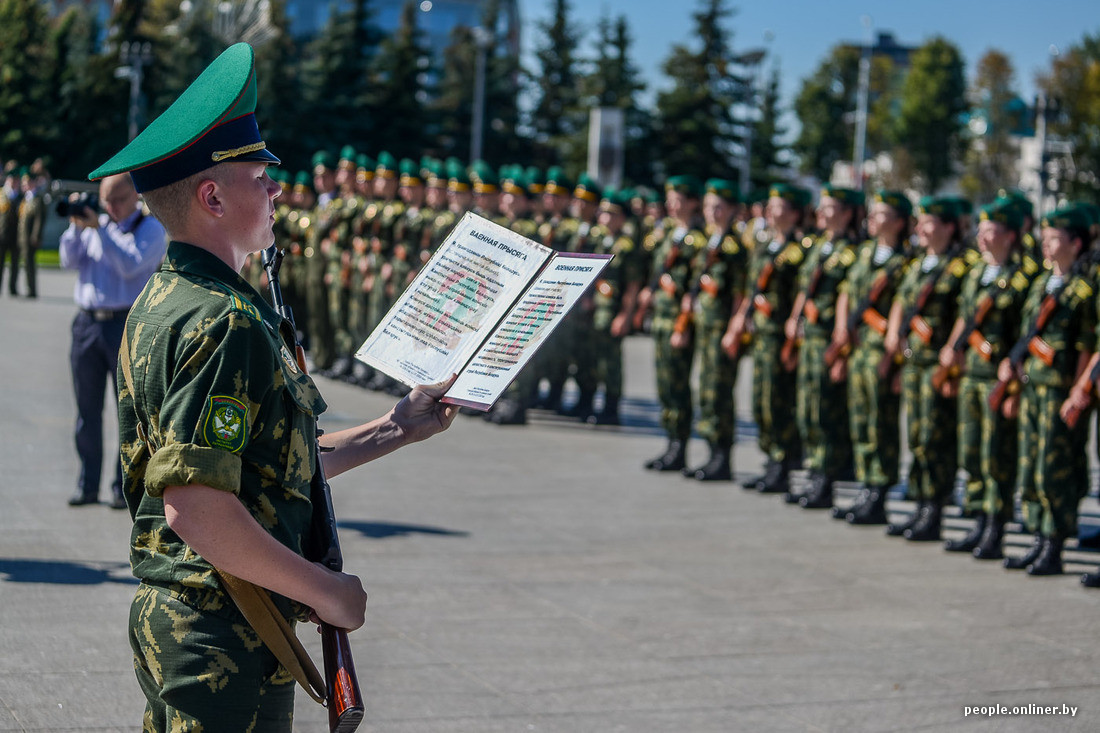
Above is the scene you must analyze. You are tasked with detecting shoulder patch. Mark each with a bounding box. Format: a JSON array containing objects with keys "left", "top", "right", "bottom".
[
  {"left": 839, "top": 249, "right": 857, "bottom": 267},
  {"left": 722, "top": 236, "right": 739, "bottom": 254},
  {"left": 1011, "top": 271, "right": 1029, "bottom": 292},
  {"left": 949, "top": 259, "right": 968, "bottom": 278},
  {"left": 1073, "top": 279, "right": 1094, "bottom": 300},
  {"left": 782, "top": 242, "right": 804, "bottom": 266},
  {"left": 615, "top": 236, "right": 634, "bottom": 254},
  {"left": 202, "top": 396, "right": 249, "bottom": 454},
  {"left": 227, "top": 292, "right": 263, "bottom": 322}
]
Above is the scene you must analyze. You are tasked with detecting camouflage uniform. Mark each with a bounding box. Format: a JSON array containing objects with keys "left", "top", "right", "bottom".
[
  {"left": 843, "top": 241, "right": 910, "bottom": 489},
  {"left": 589, "top": 221, "right": 643, "bottom": 420},
  {"left": 795, "top": 235, "right": 858, "bottom": 480},
  {"left": 0, "top": 184, "right": 17, "bottom": 294},
  {"left": 690, "top": 222, "right": 747, "bottom": 454},
  {"left": 16, "top": 188, "right": 45, "bottom": 297},
  {"left": 119, "top": 242, "right": 324, "bottom": 731},
  {"left": 957, "top": 261, "right": 1032, "bottom": 523},
  {"left": 1016, "top": 270, "right": 1096, "bottom": 541},
  {"left": 894, "top": 248, "right": 974, "bottom": 505},
  {"left": 303, "top": 194, "right": 341, "bottom": 370},
  {"left": 749, "top": 228, "right": 806, "bottom": 469}
]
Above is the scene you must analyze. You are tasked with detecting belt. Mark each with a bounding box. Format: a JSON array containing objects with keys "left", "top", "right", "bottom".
[{"left": 82, "top": 307, "right": 129, "bottom": 322}]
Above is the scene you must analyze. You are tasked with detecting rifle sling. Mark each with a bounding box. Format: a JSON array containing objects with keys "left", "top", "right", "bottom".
[{"left": 119, "top": 327, "right": 328, "bottom": 706}]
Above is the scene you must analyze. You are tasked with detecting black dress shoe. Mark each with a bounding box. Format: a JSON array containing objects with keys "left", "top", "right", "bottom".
[
  {"left": 972, "top": 517, "right": 1005, "bottom": 560},
  {"left": 1004, "top": 533, "right": 1044, "bottom": 570},
  {"left": 1027, "top": 536, "right": 1063, "bottom": 575},
  {"left": 644, "top": 440, "right": 685, "bottom": 472},
  {"left": 945, "top": 512, "right": 987, "bottom": 552},
  {"left": 847, "top": 486, "right": 887, "bottom": 525},
  {"left": 887, "top": 503, "right": 922, "bottom": 537},
  {"left": 687, "top": 450, "right": 731, "bottom": 481},
  {"left": 904, "top": 504, "right": 942, "bottom": 542},
  {"left": 68, "top": 491, "right": 99, "bottom": 506}
]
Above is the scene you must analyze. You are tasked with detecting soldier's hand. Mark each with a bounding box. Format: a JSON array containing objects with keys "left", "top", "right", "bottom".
[
  {"left": 310, "top": 565, "right": 367, "bottom": 631},
  {"left": 1001, "top": 394, "right": 1020, "bottom": 420},
  {"left": 393, "top": 376, "right": 459, "bottom": 444},
  {"left": 670, "top": 330, "right": 689, "bottom": 350},
  {"left": 828, "top": 357, "right": 847, "bottom": 384},
  {"left": 938, "top": 346, "right": 955, "bottom": 369},
  {"left": 783, "top": 318, "right": 798, "bottom": 341},
  {"left": 996, "top": 358, "right": 1015, "bottom": 383},
  {"left": 610, "top": 313, "right": 630, "bottom": 338}
]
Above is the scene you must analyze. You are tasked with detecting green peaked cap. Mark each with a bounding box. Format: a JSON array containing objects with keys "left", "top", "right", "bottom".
[{"left": 89, "top": 43, "right": 279, "bottom": 192}]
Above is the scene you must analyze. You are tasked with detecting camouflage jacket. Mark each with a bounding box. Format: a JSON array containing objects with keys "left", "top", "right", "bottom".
[
  {"left": 894, "top": 247, "right": 978, "bottom": 364},
  {"left": 796, "top": 234, "right": 859, "bottom": 338},
  {"left": 748, "top": 227, "right": 809, "bottom": 337},
  {"left": 689, "top": 222, "right": 748, "bottom": 330},
  {"left": 1020, "top": 269, "right": 1097, "bottom": 388},
  {"left": 119, "top": 241, "right": 326, "bottom": 623}
]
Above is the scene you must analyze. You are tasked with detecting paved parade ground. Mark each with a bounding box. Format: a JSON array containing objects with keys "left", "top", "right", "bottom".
[{"left": 3, "top": 268, "right": 1100, "bottom": 732}]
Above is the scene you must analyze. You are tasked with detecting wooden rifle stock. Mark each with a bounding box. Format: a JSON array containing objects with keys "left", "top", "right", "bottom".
[
  {"left": 1063, "top": 359, "right": 1100, "bottom": 429},
  {"left": 263, "top": 245, "right": 365, "bottom": 733}
]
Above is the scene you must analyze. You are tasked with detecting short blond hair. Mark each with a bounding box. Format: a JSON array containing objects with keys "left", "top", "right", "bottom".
[{"left": 140, "top": 167, "right": 227, "bottom": 237}]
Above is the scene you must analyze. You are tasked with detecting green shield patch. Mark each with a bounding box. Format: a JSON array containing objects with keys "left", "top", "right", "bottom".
[{"left": 203, "top": 396, "right": 249, "bottom": 453}]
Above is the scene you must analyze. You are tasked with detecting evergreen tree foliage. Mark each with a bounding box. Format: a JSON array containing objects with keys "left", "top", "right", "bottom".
[
  {"left": 254, "top": 0, "right": 306, "bottom": 173},
  {"left": 653, "top": 0, "right": 749, "bottom": 181},
  {"left": 893, "top": 37, "right": 968, "bottom": 192},
  {"left": 431, "top": 25, "right": 476, "bottom": 162},
  {"left": 749, "top": 65, "right": 787, "bottom": 192},
  {"left": 530, "top": 0, "right": 584, "bottom": 170},
  {"left": 1041, "top": 33, "right": 1100, "bottom": 203},
  {"left": 0, "top": 0, "right": 52, "bottom": 163},
  {"left": 479, "top": 0, "right": 525, "bottom": 167},
  {"left": 959, "top": 50, "right": 1021, "bottom": 202},
  {"left": 369, "top": 0, "right": 433, "bottom": 158}
]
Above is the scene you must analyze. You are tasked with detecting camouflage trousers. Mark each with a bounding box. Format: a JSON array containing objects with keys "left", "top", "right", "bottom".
[
  {"left": 590, "top": 325, "right": 624, "bottom": 403},
  {"left": 751, "top": 333, "right": 800, "bottom": 463},
  {"left": 694, "top": 322, "right": 736, "bottom": 449},
  {"left": 304, "top": 255, "right": 334, "bottom": 370},
  {"left": 545, "top": 310, "right": 597, "bottom": 397},
  {"left": 848, "top": 343, "right": 899, "bottom": 487},
  {"left": 329, "top": 278, "right": 354, "bottom": 359},
  {"left": 902, "top": 361, "right": 958, "bottom": 504},
  {"left": 652, "top": 324, "right": 694, "bottom": 442},
  {"left": 129, "top": 583, "right": 296, "bottom": 733},
  {"left": 958, "top": 376, "right": 1017, "bottom": 521},
  {"left": 796, "top": 332, "right": 851, "bottom": 477},
  {"left": 1017, "top": 381, "right": 1090, "bottom": 539}
]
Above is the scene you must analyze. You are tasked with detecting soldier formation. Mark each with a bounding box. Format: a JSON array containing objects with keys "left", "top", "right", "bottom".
[
  {"left": 233, "top": 146, "right": 1100, "bottom": 586},
  {"left": 0, "top": 160, "right": 50, "bottom": 299}
]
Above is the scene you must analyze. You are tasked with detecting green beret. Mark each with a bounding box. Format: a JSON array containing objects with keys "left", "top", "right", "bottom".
[
  {"left": 1041, "top": 204, "right": 1093, "bottom": 233},
  {"left": 312, "top": 150, "right": 336, "bottom": 172},
  {"left": 998, "top": 188, "right": 1034, "bottom": 219},
  {"left": 574, "top": 172, "right": 602, "bottom": 202},
  {"left": 293, "top": 170, "right": 311, "bottom": 190},
  {"left": 979, "top": 197, "right": 1024, "bottom": 230},
  {"left": 525, "top": 166, "right": 544, "bottom": 194},
  {"left": 665, "top": 174, "right": 703, "bottom": 198},
  {"left": 544, "top": 166, "right": 573, "bottom": 195},
  {"left": 89, "top": 43, "right": 280, "bottom": 192},
  {"left": 942, "top": 195, "right": 973, "bottom": 216},
  {"left": 705, "top": 178, "right": 739, "bottom": 204},
  {"left": 769, "top": 183, "right": 811, "bottom": 208},
  {"left": 918, "top": 195, "right": 961, "bottom": 221},
  {"left": 874, "top": 190, "right": 913, "bottom": 218},
  {"left": 399, "top": 158, "right": 422, "bottom": 185},
  {"left": 820, "top": 184, "right": 863, "bottom": 207}
]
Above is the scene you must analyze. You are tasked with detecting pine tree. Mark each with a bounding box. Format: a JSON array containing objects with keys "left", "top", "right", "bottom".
[
  {"left": 959, "top": 50, "right": 1021, "bottom": 202},
  {"left": 1040, "top": 33, "right": 1100, "bottom": 203},
  {"left": 254, "top": 0, "right": 307, "bottom": 172},
  {"left": 893, "top": 37, "right": 968, "bottom": 192},
  {"left": 369, "top": 1, "right": 433, "bottom": 158},
  {"left": 479, "top": 0, "right": 525, "bottom": 167},
  {"left": 0, "top": 0, "right": 52, "bottom": 163},
  {"left": 431, "top": 25, "right": 476, "bottom": 161},
  {"left": 653, "top": 0, "right": 749, "bottom": 181},
  {"left": 749, "top": 65, "right": 787, "bottom": 191},
  {"left": 530, "top": 0, "right": 584, "bottom": 170},
  {"left": 298, "top": 0, "right": 381, "bottom": 156}
]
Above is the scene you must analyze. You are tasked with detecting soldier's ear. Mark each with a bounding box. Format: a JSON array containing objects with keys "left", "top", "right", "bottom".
[{"left": 196, "top": 178, "right": 224, "bottom": 218}]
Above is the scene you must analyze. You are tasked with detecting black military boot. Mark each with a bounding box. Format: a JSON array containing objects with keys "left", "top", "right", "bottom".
[
  {"left": 1026, "top": 536, "right": 1063, "bottom": 576},
  {"left": 834, "top": 486, "right": 869, "bottom": 519},
  {"left": 799, "top": 472, "right": 834, "bottom": 509},
  {"left": 886, "top": 502, "right": 922, "bottom": 537},
  {"left": 944, "top": 512, "right": 987, "bottom": 553},
  {"left": 741, "top": 464, "right": 769, "bottom": 490},
  {"left": 1081, "top": 570, "right": 1100, "bottom": 588},
  {"left": 1004, "top": 532, "right": 1044, "bottom": 570},
  {"left": 644, "top": 440, "right": 686, "bottom": 472},
  {"left": 589, "top": 397, "right": 621, "bottom": 426},
  {"left": 904, "top": 503, "right": 942, "bottom": 542},
  {"left": 757, "top": 459, "right": 790, "bottom": 494},
  {"left": 684, "top": 444, "right": 732, "bottom": 481},
  {"left": 846, "top": 485, "right": 887, "bottom": 525},
  {"left": 972, "top": 516, "right": 1005, "bottom": 560}
]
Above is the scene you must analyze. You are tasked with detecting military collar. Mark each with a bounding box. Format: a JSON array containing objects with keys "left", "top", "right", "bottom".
[{"left": 162, "top": 241, "right": 281, "bottom": 330}]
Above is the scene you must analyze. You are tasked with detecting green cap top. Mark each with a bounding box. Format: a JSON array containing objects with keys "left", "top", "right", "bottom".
[
  {"left": 470, "top": 160, "right": 499, "bottom": 192},
  {"left": 820, "top": 184, "right": 863, "bottom": 207},
  {"left": 665, "top": 174, "right": 703, "bottom": 199},
  {"left": 979, "top": 197, "right": 1024, "bottom": 230},
  {"left": 874, "top": 190, "right": 913, "bottom": 218},
  {"left": 525, "top": 166, "right": 544, "bottom": 194},
  {"left": 574, "top": 172, "right": 602, "bottom": 202},
  {"left": 942, "top": 195, "right": 973, "bottom": 216},
  {"left": 706, "top": 178, "right": 740, "bottom": 204},
  {"left": 293, "top": 170, "right": 311, "bottom": 190},
  {"left": 544, "top": 166, "right": 573, "bottom": 195},
  {"left": 312, "top": 150, "right": 336, "bottom": 172},
  {"left": 501, "top": 169, "right": 529, "bottom": 197},
  {"left": 769, "top": 183, "right": 811, "bottom": 208},
  {"left": 399, "top": 158, "right": 422, "bottom": 185},
  {"left": 918, "top": 195, "right": 961, "bottom": 221},
  {"left": 89, "top": 43, "right": 279, "bottom": 192},
  {"left": 599, "top": 188, "right": 631, "bottom": 213},
  {"left": 1041, "top": 204, "right": 1093, "bottom": 233},
  {"left": 339, "top": 145, "right": 357, "bottom": 164}
]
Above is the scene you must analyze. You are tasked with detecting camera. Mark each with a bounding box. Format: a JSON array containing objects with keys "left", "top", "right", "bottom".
[{"left": 56, "top": 192, "right": 100, "bottom": 218}]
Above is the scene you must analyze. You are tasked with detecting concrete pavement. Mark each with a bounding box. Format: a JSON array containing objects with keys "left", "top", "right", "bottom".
[{"left": 1, "top": 268, "right": 1099, "bottom": 732}]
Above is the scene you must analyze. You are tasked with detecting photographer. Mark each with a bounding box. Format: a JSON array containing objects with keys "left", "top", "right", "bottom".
[{"left": 59, "top": 173, "right": 167, "bottom": 508}]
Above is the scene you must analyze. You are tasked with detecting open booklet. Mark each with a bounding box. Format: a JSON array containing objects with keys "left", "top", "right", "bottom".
[{"left": 355, "top": 212, "right": 612, "bottom": 410}]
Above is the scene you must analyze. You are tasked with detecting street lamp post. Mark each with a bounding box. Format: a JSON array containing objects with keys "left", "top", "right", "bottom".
[
  {"left": 733, "top": 47, "right": 767, "bottom": 197},
  {"left": 115, "top": 41, "right": 153, "bottom": 142},
  {"left": 852, "top": 16, "right": 873, "bottom": 189}
]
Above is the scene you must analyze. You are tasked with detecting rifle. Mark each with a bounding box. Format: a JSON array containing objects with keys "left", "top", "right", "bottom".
[
  {"left": 634, "top": 227, "right": 688, "bottom": 332},
  {"left": 1064, "top": 356, "right": 1100, "bottom": 429},
  {"left": 823, "top": 256, "right": 901, "bottom": 368},
  {"left": 988, "top": 291, "right": 1063, "bottom": 412},
  {"left": 876, "top": 248, "right": 957, "bottom": 381},
  {"left": 781, "top": 238, "right": 834, "bottom": 368},
  {"left": 676, "top": 231, "right": 727, "bottom": 337},
  {"left": 727, "top": 257, "right": 777, "bottom": 361},
  {"left": 930, "top": 292, "right": 995, "bottom": 394},
  {"left": 263, "top": 245, "right": 365, "bottom": 733}
]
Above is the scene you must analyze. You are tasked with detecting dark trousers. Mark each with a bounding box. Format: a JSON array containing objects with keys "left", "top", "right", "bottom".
[{"left": 71, "top": 309, "right": 126, "bottom": 500}]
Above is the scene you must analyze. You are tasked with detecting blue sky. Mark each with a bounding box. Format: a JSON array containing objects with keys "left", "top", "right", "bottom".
[{"left": 519, "top": 0, "right": 1098, "bottom": 117}]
